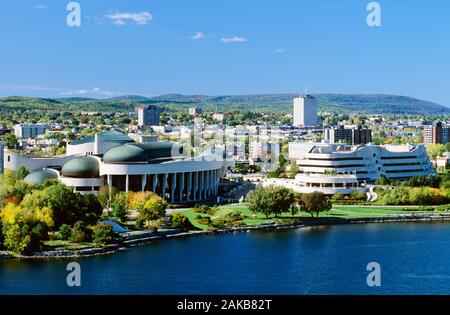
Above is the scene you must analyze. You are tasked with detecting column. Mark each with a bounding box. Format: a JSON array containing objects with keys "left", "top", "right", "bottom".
[
  {"left": 107, "top": 174, "right": 113, "bottom": 205},
  {"left": 125, "top": 175, "right": 129, "bottom": 193},
  {"left": 198, "top": 171, "right": 203, "bottom": 200},
  {"left": 162, "top": 173, "right": 168, "bottom": 200},
  {"left": 179, "top": 172, "right": 185, "bottom": 203},
  {"left": 186, "top": 172, "right": 192, "bottom": 202},
  {"left": 209, "top": 170, "right": 214, "bottom": 196},
  {"left": 193, "top": 171, "right": 199, "bottom": 201},
  {"left": 215, "top": 169, "right": 220, "bottom": 195},
  {"left": 201, "top": 171, "right": 206, "bottom": 200},
  {"left": 207, "top": 170, "right": 212, "bottom": 197},
  {"left": 170, "top": 173, "right": 177, "bottom": 203},
  {"left": 141, "top": 174, "right": 147, "bottom": 192},
  {"left": 152, "top": 175, "right": 158, "bottom": 193}
]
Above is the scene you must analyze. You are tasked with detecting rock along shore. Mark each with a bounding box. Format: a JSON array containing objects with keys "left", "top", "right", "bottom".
[{"left": 2, "top": 213, "right": 450, "bottom": 260}]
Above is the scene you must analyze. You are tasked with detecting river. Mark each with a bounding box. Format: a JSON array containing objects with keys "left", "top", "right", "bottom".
[{"left": 2, "top": 222, "right": 450, "bottom": 294}]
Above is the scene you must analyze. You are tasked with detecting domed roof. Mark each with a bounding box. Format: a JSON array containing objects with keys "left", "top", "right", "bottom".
[
  {"left": 61, "top": 156, "right": 100, "bottom": 178},
  {"left": 24, "top": 169, "right": 58, "bottom": 185},
  {"left": 103, "top": 144, "right": 150, "bottom": 164},
  {"left": 134, "top": 142, "right": 185, "bottom": 160},
  {"left": 102, "top": 142, "right": 185, "bottom": 164}
]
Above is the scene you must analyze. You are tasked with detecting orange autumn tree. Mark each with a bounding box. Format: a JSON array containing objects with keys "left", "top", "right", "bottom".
[{"left": 128, "top": 191, "right": 156, "bottom": 210}]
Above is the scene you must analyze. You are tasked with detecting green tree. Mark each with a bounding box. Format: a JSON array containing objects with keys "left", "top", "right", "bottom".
[
  {"left": 2, "top": 223, "right": 31, "bottom": 254},
  {"left": 426, "top": 143, "right": 446, "bottom": 160},
  {"left": 20, "top": 184, "right": 102, "bottom": 229},
  {"left": 69, "top": 220, "right": 90, "bottom": 243},
  {"left": 290, "top": 163, "right": 299, "bottom": 178},
  {"left": 247, "top": 186, "right": 296, "bottom": 218},
  {"left": 15, "top": 166, "right": 29, "bottom": 180},
  {"left": 91, "top": 223, "right": 114, "bottom": 246},
  {"left": 58, "top": 224, "right": 71, "bottom": 240},
  {"left": 138, "top": 195, "right": 167, "bottom": 226},
  {"left": 2, "top": 133, "right": 18, "bottom": 148},
  {"left": 247, "top": 187, "right": 275, "bottom": 218},
  {"left": 110, "top": 192, "right": 128, "bottom": 222},
  {"left": 299, "top": 192, "right": 332, "bottom": 218}
]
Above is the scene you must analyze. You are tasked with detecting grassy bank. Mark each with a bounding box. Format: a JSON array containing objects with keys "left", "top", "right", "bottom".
[{"left": 174, "top": 203, "right": 448, "bottom": 231}]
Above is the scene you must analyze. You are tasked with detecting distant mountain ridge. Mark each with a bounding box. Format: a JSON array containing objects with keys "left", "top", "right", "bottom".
[
  {"left": 110, "top": 93, "right": 449, "bottom": 115},
  {"left": 1, "top": 93, "right": 449, "bottom": 115}
]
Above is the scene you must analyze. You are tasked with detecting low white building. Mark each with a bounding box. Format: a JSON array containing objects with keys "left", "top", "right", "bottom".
[
  {"left": 294, "top": 143, "right": 434, "bottom": 195},
  {"left": 23, "top": 131, "right": 234, "bottom": 203}
]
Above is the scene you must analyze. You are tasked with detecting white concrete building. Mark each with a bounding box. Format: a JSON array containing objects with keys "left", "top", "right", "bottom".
[
  {"left": 24, "top": 131, "right": 234, "bottom": 203},
  {"left": 67, "top": 130, "right": 134, "bottom": 156},
  {"left": 4, "top": 152, "right": 79, "bottom": 172},
  {"left": 189, "top": 107, "right": 202, "bottom": 116},
  {"left": 212, "top": 113, "right": 228, "bottom": 122},
  {"left": 293, "top": 95, "right": 317, "bottom": 127},
  {"left": 250, "top": 139, "right": 280, "bottom": 162},
  {"left": 294, "top": 143, "right": 434, "bottom": 195},
  {"left": 225, "top": 142, "right": 246, "bottom": 161}
]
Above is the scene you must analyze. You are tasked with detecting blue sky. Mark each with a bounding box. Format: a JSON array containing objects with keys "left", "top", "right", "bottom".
[{"left": 0, "top": 0, "right": 449, "bottom": 105}]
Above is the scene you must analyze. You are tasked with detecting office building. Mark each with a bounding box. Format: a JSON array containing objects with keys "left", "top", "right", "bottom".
[
  {"left": 136, "top": 105, "right": 162, "bottom": 127},
  {"left": 324, "top": 126, "right": 372, "bottom": 145},
  {"left": 423, "top": 122, "right": 450, "bottom": 144},
  {"left": 293, "top": 95, "right": 318, "bottom": 127},
  {"left": 212, "top": 113, "right": 228, "bottom": 122},
  {"left": 189, "top": 107, "right": 202, "bottom": 116},
  {"left": 14, "top": 124, "right": 47, "bottom": 139},
  {"left": 293, "top": 143, "right": 434, "bottom": 195}
]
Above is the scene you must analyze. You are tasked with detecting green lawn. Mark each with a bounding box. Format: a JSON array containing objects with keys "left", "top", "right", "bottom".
[
  {"left": 43, "top": 240, "right": 93, "bottom": 250},
  {"left": 173, "top": 203, "right": 445, "bottom": 231}
]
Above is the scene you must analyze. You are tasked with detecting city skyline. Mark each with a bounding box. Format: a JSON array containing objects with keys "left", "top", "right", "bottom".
[{"left": 0, "top": 0, "right": 450, "bottom": 106}]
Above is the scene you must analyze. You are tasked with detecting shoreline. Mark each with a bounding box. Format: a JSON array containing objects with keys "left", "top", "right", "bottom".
[{"left": 2, "top": 212, "right": 450, "bottom": 260}]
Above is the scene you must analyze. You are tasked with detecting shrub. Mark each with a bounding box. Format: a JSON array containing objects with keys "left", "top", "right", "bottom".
[
  {"left": 58, "top": 224, "right": 71, "bottom": 241},
  {"left": 69, "top": 221, "right": 90, "bottom": 243},
  {"left": 211, "top": 208, "right": 242, "bottom": 223},
  {"left": 351, "top": 190, "right": 367, "bottom": 201},
  {"left": 170, "top": 213, "right": 195, "bottom": 229},
  {"left": 379, "top": 186, "right": 450, "bottom": 206},
  {"left": 110, "top": 192, "right": 128, "bottom": 222},
  {"left": 91, "top": 223, "right": 113, "bottom": 246},
  {"left": 332, "top": 192, "right": 344, "bottom": 201},
  {"left": 196, "top": 216, "right": 212, "bottom": 225},
  {"left": 2, "top": 223, "right": 31, "bottom": 254}
]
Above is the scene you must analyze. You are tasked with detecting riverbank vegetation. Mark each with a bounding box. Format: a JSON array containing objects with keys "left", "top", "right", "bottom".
[{"left": 3, "top": 164, "right": 450, "bottom": 256}]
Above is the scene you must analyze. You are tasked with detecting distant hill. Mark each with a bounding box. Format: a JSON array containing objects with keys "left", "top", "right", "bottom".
[
  {"left": 143, "top": 93, "right": 450, "bottom": 115},
  {"left": 0, "top": 93, "right": 448, "bottom": 115}
]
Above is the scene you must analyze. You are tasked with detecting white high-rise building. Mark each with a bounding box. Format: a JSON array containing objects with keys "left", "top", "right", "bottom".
[{"left": 293, "top": 95, "right": 317, "bottom": 127}]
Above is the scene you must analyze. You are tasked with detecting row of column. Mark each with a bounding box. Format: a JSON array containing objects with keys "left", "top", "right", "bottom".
[{"left": 107, "top": 169, "right": 221, "bottom": 203}]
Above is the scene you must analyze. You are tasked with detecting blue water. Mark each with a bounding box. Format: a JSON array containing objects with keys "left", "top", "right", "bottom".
[{"left": 2, "top": 222, "right": 450, "bottom": 294}]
